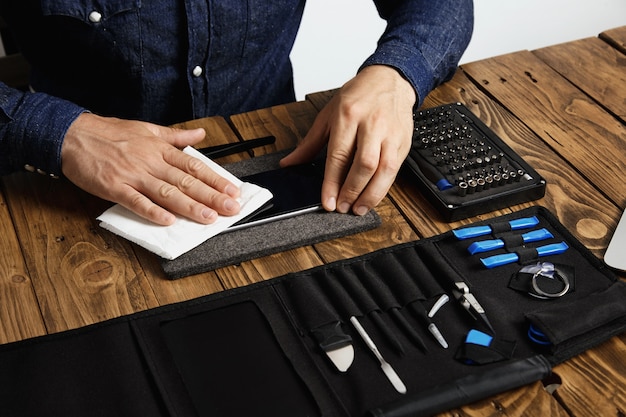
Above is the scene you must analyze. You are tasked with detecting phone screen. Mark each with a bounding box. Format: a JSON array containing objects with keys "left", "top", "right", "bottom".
[{"left": 228, "top": 162, "right": 325, "bottom": 231}]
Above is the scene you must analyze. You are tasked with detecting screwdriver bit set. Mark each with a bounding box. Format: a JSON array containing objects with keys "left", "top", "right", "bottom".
[{"left": 403, "top": 103, "right": 546, "bottom": 221}]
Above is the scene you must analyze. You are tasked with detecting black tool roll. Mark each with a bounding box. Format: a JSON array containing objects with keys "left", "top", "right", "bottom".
[{"left": 0, "top": 206, "right": 624, "bottom": 417}]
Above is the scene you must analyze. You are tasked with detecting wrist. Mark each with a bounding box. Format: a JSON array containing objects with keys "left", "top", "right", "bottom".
[{"left": 359, "top": 64, "right": 417, "bottom": 107}]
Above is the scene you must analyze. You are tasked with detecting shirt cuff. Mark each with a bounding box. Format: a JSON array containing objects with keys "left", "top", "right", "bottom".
[{"left": 5, "top": 92, "right": 86, "bottom": 178}]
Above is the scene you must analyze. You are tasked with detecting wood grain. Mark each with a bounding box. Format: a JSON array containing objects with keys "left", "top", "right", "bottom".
[
  {"left": 600, "top": 26, "right": 626, "bottom": 54},
  {"left": 0, "top": 183, "right": 47, "bottom": 343},
  {"left": 462, "top": 51, "right": 625, "bottom": 209},
  {"left": 229, "top": 100, "right": 319, "bottom": 151},
  {"left": 553, "top": 335, "right": 626, "bottom": 417},
  {"left": 533, "top": 37, "right": 626, "bottom": 121},
  {"left": 305, "top": 88, "right": 338, "bottom": 111},
  {"left": 2, "top": 173, "right": 159, "bottom": 334}
]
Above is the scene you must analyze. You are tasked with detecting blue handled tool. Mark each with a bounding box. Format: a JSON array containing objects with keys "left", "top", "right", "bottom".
[
  {"left": 480, "top": 242, "right": 569, "bottom": 269},
  {"left": 467, "top": 228, "right": 554, "bottom": 255},
  {"left": 453, "top": 216, "right": 540, "bottom": 240}
]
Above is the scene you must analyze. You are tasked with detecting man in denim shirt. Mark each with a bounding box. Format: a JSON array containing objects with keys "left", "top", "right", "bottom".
[{"left": 0, "top": 1, "right": 473, "bottom": 225}]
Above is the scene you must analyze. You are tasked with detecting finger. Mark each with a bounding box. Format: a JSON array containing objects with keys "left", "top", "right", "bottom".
[
  {"left": 118, "top": 186, "right": 179, "bottom": 226},
  {"left": 164, "top": 148, "right": 241, "bottom": 200},
  {"left": 335, "top": 143, "right": 381, "bottom": 213},
  {"left": 350, "top": 142, "right": 402, "bottom": 215},
  {"left": 154, "top": 156, "right": 240, "bottom": 219},
  {"left": 321, "top": 124, "right": 357, "bottom": 212}
]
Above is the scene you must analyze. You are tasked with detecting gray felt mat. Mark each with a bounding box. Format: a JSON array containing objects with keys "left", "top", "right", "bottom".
[{"left": 161, "top": 151, "right": 382, "bottom": 279}]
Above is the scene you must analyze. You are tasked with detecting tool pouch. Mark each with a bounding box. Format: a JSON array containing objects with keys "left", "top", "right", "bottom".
[{"left": 0, "top": 206, "right": 624, "bottom": 417}]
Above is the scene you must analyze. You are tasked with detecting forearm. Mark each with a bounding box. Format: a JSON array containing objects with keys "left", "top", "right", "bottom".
[
  {"left": 0, "top": 83, "right": 85, "bottom": 177},
  {"left": 366, "top": 0, "right": 474, "bottom": 107}
]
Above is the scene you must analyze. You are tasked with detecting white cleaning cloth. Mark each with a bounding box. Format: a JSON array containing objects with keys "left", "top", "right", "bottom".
[{"left": 97, "top": 146, "right": 273, "bottom": 260}]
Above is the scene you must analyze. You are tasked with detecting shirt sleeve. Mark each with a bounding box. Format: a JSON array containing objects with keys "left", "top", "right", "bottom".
[
  {"left": 363, "top": 0, "right": 474, "bottom": 107},
  {"left": 0, "top": 83, "right": 86, "bottom": 178}
]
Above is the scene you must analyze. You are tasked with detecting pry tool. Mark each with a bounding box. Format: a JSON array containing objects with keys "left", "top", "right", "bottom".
[
  {"left": 480, "top": 242, "right": 569, "bottom": 269},
  {"left": 467, "top": 228, "right": 553, "bottom": 254},
  {"left": 453, "top": 216, "right": 540, "bottom": 240}
]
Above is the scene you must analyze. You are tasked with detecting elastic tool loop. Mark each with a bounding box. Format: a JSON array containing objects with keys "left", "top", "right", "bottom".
[{"left": 528, "top": 324, "right": 551, "bottom": 345}]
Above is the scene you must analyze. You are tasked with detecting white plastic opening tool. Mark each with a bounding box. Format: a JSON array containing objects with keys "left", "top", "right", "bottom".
[{"left": 605, "top": 209, "right": 626, "bottom": 272}]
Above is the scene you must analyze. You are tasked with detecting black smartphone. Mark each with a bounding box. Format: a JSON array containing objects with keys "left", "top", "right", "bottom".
[{"left": 228, "top": 161, "right": 325, "bottom": 231}]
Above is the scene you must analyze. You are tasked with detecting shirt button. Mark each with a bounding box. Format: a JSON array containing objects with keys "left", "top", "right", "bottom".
[
  {"left": 192, "top": 66, "right": 203, "bottom": 77},
  {"left": 89, "top": 11, "right": 102, "bottom": 23},
  {"left": 24, "top": 164, "right": 35, "bottom": 173}
]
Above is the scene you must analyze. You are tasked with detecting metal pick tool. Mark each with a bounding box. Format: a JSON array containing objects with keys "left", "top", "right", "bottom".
[{"left": 350, "top": 316, "right": 407, "bottom": 395}]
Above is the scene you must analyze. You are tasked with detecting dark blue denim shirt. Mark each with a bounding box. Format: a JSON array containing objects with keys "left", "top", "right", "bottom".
[{"left": 0, "top": 0, "right": 473, "bottom": 178}]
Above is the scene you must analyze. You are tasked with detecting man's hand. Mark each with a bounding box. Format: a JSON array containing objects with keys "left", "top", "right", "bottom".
[
  {"left": 280, "top": 65, "right": 416, "bottom": 215},
  {"left": 61, "top": 113, "right": 241, "bottom": 226}
]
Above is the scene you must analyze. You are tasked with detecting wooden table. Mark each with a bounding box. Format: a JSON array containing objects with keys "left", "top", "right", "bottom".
[{"left": 1, "top": 26, "right": 625, "bottom": 416}]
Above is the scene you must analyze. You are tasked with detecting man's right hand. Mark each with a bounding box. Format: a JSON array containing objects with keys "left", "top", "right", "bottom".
[{"left": 61, "top": 113, "right": 242, "bottom": 226}]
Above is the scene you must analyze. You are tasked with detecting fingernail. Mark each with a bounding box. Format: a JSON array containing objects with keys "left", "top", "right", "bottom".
[
  {"left": 201, "top": 208, "right": 217, "bottom": 220},
  {"left": 354, "top": 205, "right": 369, "bottom": 216},
  {"left": 338, "top": 202, "right": 351, "bottom": 214},
  {"left": 223, "top": 198, "right": 240, "bottom": 212},
  {"left": 325, "top": 197, "right": 337, "bottom": 211},
  {"left": 161, "top": 212, "right": 176, "bottom": 225}
]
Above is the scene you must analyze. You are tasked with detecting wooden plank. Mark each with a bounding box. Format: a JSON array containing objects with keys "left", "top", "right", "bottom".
[
  {"left": 533, "top": 37, "right": 626, "bottom": 121},
  {"left": 0, "top": 183, "right": 47, "bottom": 343},
  {"left": 553, "top": 335, "right": 626, "bottom": 417},
  {"left": 305, "top": 88, "right": 338, "bottom": 111},
  {"left": 229, "top": 100, "right": 318, "bottom": 151},
  {"left": 2, "top": 173, "right": 160, "bottom": 334},
  {"left": 600, "top": 25, "right": 626, "bottom": 54},
  {"left": 462, "top": 51, "right": 625, "bottom": 209}
]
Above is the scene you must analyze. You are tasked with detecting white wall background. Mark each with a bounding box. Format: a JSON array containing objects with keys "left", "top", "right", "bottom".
[{"left": 291, "top": 0, "right": 626, "bottom": 100}]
